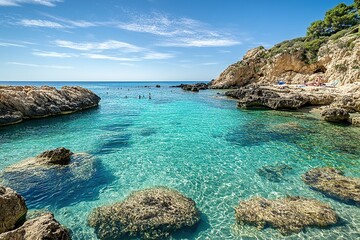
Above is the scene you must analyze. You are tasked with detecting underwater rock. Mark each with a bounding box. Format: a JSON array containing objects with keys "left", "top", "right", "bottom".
[
  {"left": 1, "top": 152, "right": 113, "bottom": 208},
  {"left": 256, "top": 164, "right": 293, "bottom": 182},
  {"left": 88, "top": 187, "right": 200, "bottom": 240},
  {"left": 321, "top": 108, "right": 350, "bottom": 123},
  {"left": 0, "top": 186, "right": 27, "bottom": 234},
  {"left": 36, "top": 147, "right": 73, "bottom": 165},
  {"left": 0, "top": 213, "right": 70, "bottom": 240},
  {"left": 235, "top": 196, "right": 337, "bottom": 235},
  {"left": 302, "top": 167, "right": 360, "bottom": 205},
  {"left": 0, "top": 85, "right": 101, "bottom": 126}
]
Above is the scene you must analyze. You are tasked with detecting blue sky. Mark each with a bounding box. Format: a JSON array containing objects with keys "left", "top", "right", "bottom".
[{"left": 0, "top": 0, "right": 354, "bottom": 81}]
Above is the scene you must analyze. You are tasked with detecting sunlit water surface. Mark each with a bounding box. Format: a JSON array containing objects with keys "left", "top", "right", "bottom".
[{"left": 0, "top": 81, "right": 359, "bottom": 239}]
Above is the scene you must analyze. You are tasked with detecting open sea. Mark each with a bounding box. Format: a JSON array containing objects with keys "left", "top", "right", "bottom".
[{"left": 0, "top": 81, "right": 359, "bottom": 240}]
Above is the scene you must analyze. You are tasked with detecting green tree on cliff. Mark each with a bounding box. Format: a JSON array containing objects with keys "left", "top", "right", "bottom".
[
  {"left": 324, "top": 3, "right": 358, "bottom": 34},
  {"left": 307, "top": 2, "right": 359, "bottom": 38},
  {"left": 355, "top": 0, "right": 360, "bottom": 11}
]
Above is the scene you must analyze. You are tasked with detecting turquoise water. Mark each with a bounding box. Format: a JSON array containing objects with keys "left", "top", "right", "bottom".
[{"left": 0, "top": 81, "right": 360, "bottom": 239}]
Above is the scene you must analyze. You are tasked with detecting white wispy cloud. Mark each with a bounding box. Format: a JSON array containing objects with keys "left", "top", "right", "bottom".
[
  {"left": 82, "top": 53, "right": 140, "bottom": 62},
  {"left": 0, "top": 41, "right": 25, "bottom": 47},
  {"left": 7, "top": 61, "right": 72, "bottom": 69},
  {"left": 19, "top": 19, "right": 65, "bottom": 28},
  {"left": 0, "top": 0, "right": 62, "bottom": 7},
  {"left": 32, "top": 51, "right": 76, "bottom": 58},
  {"left": 162, "top": 39, "right": 240, "bottom": 47},
  {"left": 118, "top": 12, "right": 240, "bottom": 48},
  {"left": 142, "top": 52, "right": 174, "bottom": 60},
  {"left": 55, "top": 40, "right": 143, "bottom": 52}
]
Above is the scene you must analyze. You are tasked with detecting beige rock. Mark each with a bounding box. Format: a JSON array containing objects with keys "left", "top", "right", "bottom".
[
  {"left": 88, "top": 187, "right": 200, "bottom": 240},
  {"left": 211, "top": 26, "right": 360, "bottom": 89},
  {"left": 0, "top": 86, "right": 100, "bottom": 126},
  {"left": 0, "top": 186, "right": 27, "bottom": 234},
  {"left": 0, "top": 213, "right": 70, "bottom": 240},
  {"left": 235, "top": 196, "right": 338, "bottom": 235}
]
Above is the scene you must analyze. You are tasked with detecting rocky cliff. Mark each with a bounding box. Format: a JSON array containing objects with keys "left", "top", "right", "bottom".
[
  {"left": 0, "top": 86, "right": 100, "bottom": 126},
  {"left": 211, "top": 25, "right": 360, "bottom": 88}
]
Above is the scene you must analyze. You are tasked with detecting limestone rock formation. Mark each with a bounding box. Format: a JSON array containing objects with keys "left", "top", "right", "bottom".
[
  {"left": 0, "top": 86, "right": 101, "bottom": 126},
  {"left": 321, "top": 108, "right": 350, "bottom": 122},
  {"left": 0, "top": 186, "right": 27, "bottom": 234},
  {"left": 0, "top": 213, "right": 71, "bottom": 240},
  {"left": 235, "top": 196, "right": 338, "bottom": 235},
  {"left": 225, "top": 84, "right": 360, "bottom": 117},
  {"left": 211, "top": 26, "right": 360, "bottom": 89},
  {"left": 36, "top": 147, "right": 73, "bottom": 165},
  {"left": 302, "top": 167, "right": 360, "bottom": 205},
  {"left": 88, "top": 187, "right": 200, "bottom": 240}
]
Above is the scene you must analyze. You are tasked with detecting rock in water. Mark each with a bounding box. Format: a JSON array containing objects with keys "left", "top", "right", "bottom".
[
  {"left": 36, "top": 147, "right": 73, "bottom": 165},
  {"left": 0, "top": 186, "right": 27, "bottom": 234},
  {"left": 88, "top": 187, "right": 200, "bottom": 240},
  {"left": 302, "top": 167, "right": 360, "bottom": 205},
  {"left": 321, "top": 108, "right": 350, "bottom": 123},
  {"left": 235, "top": 196, "right": 337, "bottom": 235},
  {"left": 0, "top": 213, "right": 70, "bottom": 240},
  {"left": 0, "top": 151, "right": 113, "bottom": 208},
  {"left": 0, "top": 86, "right": 101, "bottom": 126},
  {"left": 256, "top": 164, "right": 293, "bottom": 182}
]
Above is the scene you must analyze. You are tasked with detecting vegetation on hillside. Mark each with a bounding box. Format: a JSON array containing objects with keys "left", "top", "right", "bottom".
[{"left": 265, "top": 1, "right": 360, "bottom": 64}]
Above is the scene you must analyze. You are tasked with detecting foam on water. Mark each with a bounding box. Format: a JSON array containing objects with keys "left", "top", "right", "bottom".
[{"left": 0, "top": 81, "right": 359, "bottom": 239}]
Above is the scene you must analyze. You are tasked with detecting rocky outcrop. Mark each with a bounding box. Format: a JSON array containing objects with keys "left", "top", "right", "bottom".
[
  {"left": 211, "top": 25, "right": 360, "bottom": 89},
  {"left": 174, "top": 83, "right": 209, "bottom": 92},
  {"left": 225, "top": 84, "right": 360, "bottom": 117},
  {"left": 0, "top": 186, "right": 27, "bottom": 234},
  {"left": 0, "top": 86, "right": 101, "bottom": 126},
  {"left": 235, "top": 196, "right": 338, "bottom": 235},
  {"left": 36, "top": 147, "right": 73, "bottom": 165},
  {"left": 225, "top": 84, "right": 334, "bottom": 110},
  {"left": 302, "top": 167, "right": 360, "bottom": 205},
  {"left": 321, "top": 108, "right": 350, "bottom": 122},
  {"left": 88, "top": 187, "right": 200, "bottom": 240},
  {"left": 0, "top": 213, "right": 71, "bottom": 240}
]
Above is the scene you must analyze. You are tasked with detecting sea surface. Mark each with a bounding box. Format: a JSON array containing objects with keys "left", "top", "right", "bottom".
[{"left": 0, "top": 81, "right": 359, "bottom": 240}]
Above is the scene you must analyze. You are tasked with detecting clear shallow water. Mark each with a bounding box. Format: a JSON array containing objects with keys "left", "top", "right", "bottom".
[{"left": 0, "top": 81, "right": 360, "bottom": 239}]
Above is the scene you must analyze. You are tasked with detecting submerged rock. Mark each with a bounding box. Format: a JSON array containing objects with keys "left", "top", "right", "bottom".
[
  {"left": 0, "top": 151, "right": 113, "bottom": 208},
  {"left": 36, "top": 147, "right": 73, "bottom": 165},
  {"left": 235, "top": 196, "right": 337, "bottom": 235},
  {"left": 0, "top": 85, "right": 101, "bottom": 126},
  {"left": 0, "top": 186, "right": 27, "bottom": 234},
  {"left": 0, "top": 213, "right": 70, "bottom": 240},
  {"left": 302, "top": 167, "right": 360, "bottom": 205},
  {"left": 88, "top": 187, "right": 200, "bottom": 240},
  {"left": 321, "top": 108, "right": 350, "bottom": 123},
  {"left": 256, "top": 164, "right": 293, "bottom": 182}
]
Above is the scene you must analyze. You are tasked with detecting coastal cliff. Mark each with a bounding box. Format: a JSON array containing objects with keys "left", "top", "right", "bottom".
[
  {"left": 0, "top": 86, "right": 100, "bottom": 126},
  {"left": 211, "top": 25, "right": 360, "bottom": 88}
]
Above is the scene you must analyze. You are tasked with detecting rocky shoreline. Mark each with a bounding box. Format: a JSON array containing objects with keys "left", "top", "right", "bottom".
[
  {"left": 223, "top": 83, "right": 360, "bottom": 125},
  {"left": 0, "top": 86, "right": 101, "bottom": 126}
]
